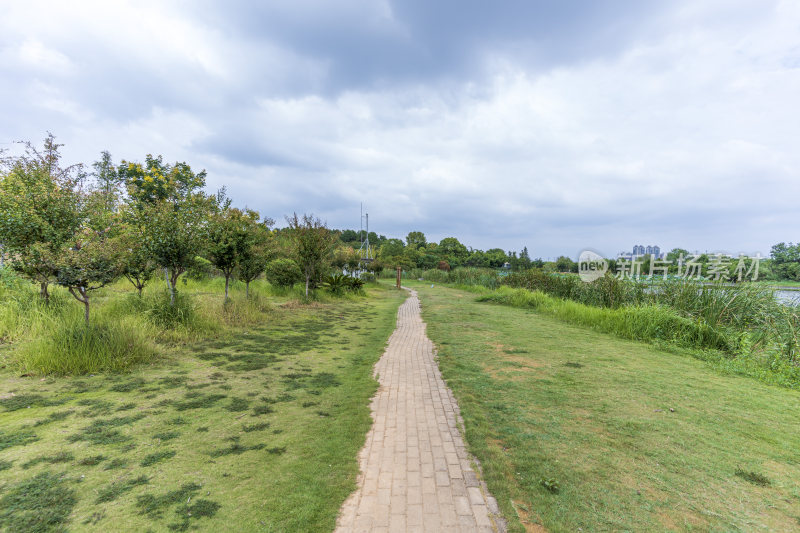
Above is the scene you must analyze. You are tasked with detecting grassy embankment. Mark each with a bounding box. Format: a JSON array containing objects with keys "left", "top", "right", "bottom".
[
  {"left": 412, "top": 281, "right": 800, "bottom": 532},
  {"left": 403, "top": 267, "right": 800, "bottom": 388},
  {"left": 0, "top": 277, "right": 405, "bottom": 532}
]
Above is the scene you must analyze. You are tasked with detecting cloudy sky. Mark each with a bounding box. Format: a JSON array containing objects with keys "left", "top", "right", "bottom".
[{"left": 1, "top": 1, "right": 798, "bottom": 259}]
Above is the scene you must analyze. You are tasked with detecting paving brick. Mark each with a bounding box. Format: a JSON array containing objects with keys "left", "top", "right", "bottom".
[{"left": 334, "top": 290, "right": 505, "bottom": 532}]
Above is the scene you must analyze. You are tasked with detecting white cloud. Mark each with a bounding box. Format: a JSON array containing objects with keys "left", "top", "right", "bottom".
[{"left": 1, "top": 0, "right": 797, "bottom": 258}]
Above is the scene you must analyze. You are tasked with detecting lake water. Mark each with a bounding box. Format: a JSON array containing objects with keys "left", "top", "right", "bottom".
[{"left": 775, "top": 290, "right": 800, "bottom": 306}]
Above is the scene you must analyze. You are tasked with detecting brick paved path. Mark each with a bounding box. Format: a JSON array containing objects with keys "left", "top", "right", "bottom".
[{"left": 335, "top": 289, "right": 505, "bottom": 532}]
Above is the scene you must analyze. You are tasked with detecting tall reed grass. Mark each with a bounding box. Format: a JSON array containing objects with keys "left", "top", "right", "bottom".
[{"left": 477, "top": 287, "right": 729, "bottom": 351}]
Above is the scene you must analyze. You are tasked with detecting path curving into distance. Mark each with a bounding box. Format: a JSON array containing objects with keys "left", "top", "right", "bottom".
[{"left": 335, "top": 289, "right": 506, "bottom": 532}]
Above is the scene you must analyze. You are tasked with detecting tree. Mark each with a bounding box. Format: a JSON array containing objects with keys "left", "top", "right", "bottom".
[
  {"left": 92, "top": 151, "right": 123, "bottom": 213},
  {"left": 518, "top": 247, "right": 532, "bottom": 270},
  {"left": 339, "top": 229, "right": 359, "bottom": 243},
  {"left": 237, "top": 215, "right": 275, "bottom": 298},
  {"left": 119, "top": 156, "right": 212, "bottom": 305},
  {"left": 406, "top": 231, "right": 427, "bottom": 248},
  {"left": 770, "top": 242, "right": 800, "bottom": 281},
  {"left": 555, "top": 255, "right": 576, "bottom": 273},
  {"left": 0, "top": 134, "right": 83, "bottom": 301},
  {"left": 143, "top": 195, "right": 212, "bottom": 304},
  {"left": 438, "top": 237, "right": 468, "bottom": 267},
  {"left": 286, "top": 213, "right": 338, "bottom": 297},
  {"left": 207, "top": 194, "right": 255, "bottom": 302},
  {"left": 486, "top": 248, "right": 510, "bottom": 268},
  {"left": 119, "top": 225, "right": 156, "bottom": 297},
  {"left": 55, "top": 225, "right": 123, "bottom": 325},
  {"left": 666, "top": 248, "right": 690, "bottom": 274}
]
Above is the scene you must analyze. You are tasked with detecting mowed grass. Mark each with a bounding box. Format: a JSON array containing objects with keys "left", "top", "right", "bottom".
[
  {"left": 0, "top": 283, "right": 405, "bottom": 532},
  {"left": 412, "top": 282, "right": 800, "bottom": 532}
]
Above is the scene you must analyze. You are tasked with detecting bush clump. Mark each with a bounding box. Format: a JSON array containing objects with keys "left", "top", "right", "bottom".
[{"left": 265, "top": 258, "right": 302, "bottom": 288}]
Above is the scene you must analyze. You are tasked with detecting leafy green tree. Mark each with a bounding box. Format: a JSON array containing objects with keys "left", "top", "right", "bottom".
[
  {"left": 119, "top": 224, "right": 156, "bottom": 297},
  {"left": 487, "top": 248, "right": 510, "bottom": 268},
  {"left": 555, "top": 255, "right": 576, "bottom": 273},
  {"left": 237, "top": 219, "right": 275, "bottom": 298},
  {"left": 770, "top": 242, "right": 800, "bottom": 281},
  {"left": 91, "top": 151, "right": 123, "bottom": 213},
  {"left": 119, "top": 155, "right": 206, "bottom": 206},
  {"left": 518, "top": 247, "right": 532, "bottom": 270},
  {"left": 120, "top": 156, "right": 212, "bottom": 305},
  {"left": 438, "top": 237, "right": 468, "bottom": 267},
  {"left": 207, "top": 194, "right": 257, "bottom": 302},
  {"left": 143, "top": 195, "right": 213, "bottom": 304},
  {"left": 0, "top": 134, "right": 83, "bottom": 301},
  {"left": 406, "top": 231, "right": 427, "bottom": 248},
  {"left": 286, "top": 213, "right": 338, "bottom": 297},
  {"left": 55, "top": 225, "right": 123, "bottom": 325},
  {"left": 666, "top": 248, "right": 690, "bottom": 274},
  {"left": 339, "top": 229, "right": 359, "bottom": 243},
  {"left": 465, "top": 250, "right": 488, "bottom": 267}
]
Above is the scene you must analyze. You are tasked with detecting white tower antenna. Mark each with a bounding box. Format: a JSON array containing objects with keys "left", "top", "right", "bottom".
[{"left": 357, "top": 203, "right": 374, "bottom": 272}]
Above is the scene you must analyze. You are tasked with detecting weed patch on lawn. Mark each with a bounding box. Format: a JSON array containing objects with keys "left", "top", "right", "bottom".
[
  {"left": 252, "top": 404, "right": 274, "bottom": 416},
  {"left": 224, "top": 397, "right": 250, "bottom": 412},
  {"left": 209, "top": 437, "right": 267, "bottom": 457},
  {"left": 0, "top": 471, "right": 78, "bottom": 532},
  {"left": 242, "top": 422, "right": 270, "bottom": 432},
  {"left": 95, "top": 475, "right": 149, "bottom": 503},
  {"left": 77, "top": 455, "right": 106, "bottom": 466},
  {"left": 735, "top": 468, "right": 771, "bottom": 486},
  {"left": 136, "top": 483, "right": 203, "bottom": 520},
  {"left": 1, "top": 393, "right": 67, "bottom": 411},
  {"left": 34, "top": 409, "right": 73, "bottom": 426},
  {"left": 153, "top": 431, "right": 180, "bottom": 441},
  {"left": 22, "top": 451, "right": 74, "bottom": 469},
  {"left": 109, "top": 377, "right": 146, "bottom": 392},
  {"left": 140, "top": 450, "right": 177, "bottom": 467},
  {"left": 103, "top": 458, "right": 128, "bottom": 470},
  {"left": 0, "top": 428, "right": 39, "bottom": 450},
  {"left": 173, "top": 393, "right": 227, "bottom": 411}
]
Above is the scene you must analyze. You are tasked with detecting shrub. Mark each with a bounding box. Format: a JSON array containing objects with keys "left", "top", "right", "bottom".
[
  {"left": 323, "top": 274, "right": 364, "bottom": 295},
  {"left": 265, "top": 258, "right": 302, "bottom": 288}
]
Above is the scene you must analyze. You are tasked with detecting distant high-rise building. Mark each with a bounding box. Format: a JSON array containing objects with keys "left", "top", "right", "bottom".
[{"left": 631, "top": 244, "right": 661, "bottom": 259}]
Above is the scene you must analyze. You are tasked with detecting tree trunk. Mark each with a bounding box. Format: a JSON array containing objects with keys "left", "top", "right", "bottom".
[
  {"left": 164, "top": 267, "right": 170, "bottom": 290},
  {"left": 40, "top": 281, "right": 49, "bottom": 301},
  {"left": 305, "top": 275, "right": 310, "bottom": 297},
  {"left": 168, "top": 269, "right": 177, "bottom": 306},
  {"left": 68, "top": 287, "right": 90, "bottom": 325},
  {"left": 137, "top": 285, "right": 143, "bottom": 298},
  {"left": 224, "top": 275, "right": 230, "bottom": 301}
]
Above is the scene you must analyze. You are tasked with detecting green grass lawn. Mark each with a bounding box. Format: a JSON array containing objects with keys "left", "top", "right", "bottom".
[
  {"left": 0, "top": 283, "right": 405, "bottom": 532},
  {"left": 411, "top": 282, "right": 800, "bottom": 532}
]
